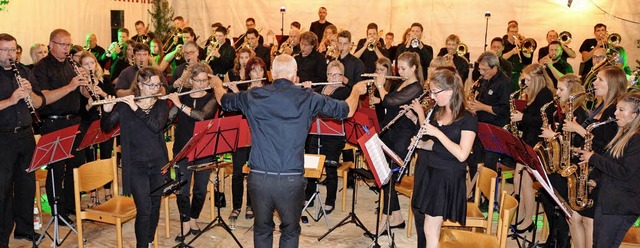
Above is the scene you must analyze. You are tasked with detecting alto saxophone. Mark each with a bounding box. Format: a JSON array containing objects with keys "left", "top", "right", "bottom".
[
  {"left": 534, "top": 96, "right": 561, "bottom": 173},
  {"left": 559, "top": 89, "right": 594, "bottom": 177},
  {"left": 567, "top": 117, "right": 615, "bottom": 211},
  {"left": 505, "top": 85, "right": 528, "bottom": 137}
]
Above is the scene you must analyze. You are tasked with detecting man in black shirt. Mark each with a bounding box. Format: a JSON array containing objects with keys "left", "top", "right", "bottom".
[
  {"left": 106, "top": 28, "right": 129, "bottom": 62},
  {"left": 337, "top": 30, "right": 365, "bottom": 88},
  {"left": 537, "top": 30, "right": 576, "bottom": 62},
  {"left": 540, "top": 41, "right": 574, "bottom": 87},
  {"left": 436, "top": 34, "right": 470, "bottom": 82},
  {"left": 171, "top": 41, "right": 200, "bottom": 92},
  {"left": 33, "top": 29, "right": 92, "bottom": 222},
  {"left": 295, "top": 31, "right": 327, "bottom": 83},
  {"left": 207, "top": 26, "right": 235, "bottom": 78},
  {"left": 279, "top": 28, "right": 301, "bottom": 57},
  {"left": 473, "top": 37, "right": 513, "bottom": 82},
  {"left": 309, "top": 7, "right": 333, "bottom": 42},
  {"left": 85, "top": 33, "right": 108, "bottom": 69},
  {"left": 384, "top": 32, "right": 397, "bottom": 62},
  {"left": 234, "top": 18, "right": 264, "bottom": 48},
  {"left": 246, "top": 28, "right": 271, "bottom": 73},
  {"left": 579, "top": 23, "right": 607, "bottom": 79},
  {"left": 395, "top": 23, "right": 433, "bottom": 79},
  {"left": 213, "top": 54, "right": 367, "bottom": 248},
  {"left": 115, "top": 43, "right": 167, "bottom": 96},
  {"left": 354, "top": 23, "right": 388, "bottom": 73},
  {"left": 131, "top": 20, "right": 155, "bottom": 44},
  {"left": 0, "top": 33, "right": 45, "bottom": 245}
]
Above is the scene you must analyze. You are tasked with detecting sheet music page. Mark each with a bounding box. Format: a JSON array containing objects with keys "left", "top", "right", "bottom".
[
  {"left": 304, "top": 154, "right": 321, "bottom": 169},
  {"left": 364, "top": 134, "right": 391, "bottom": 184},
  {"left": 529, "top": 168, "right": 572, "bottom": 217}
]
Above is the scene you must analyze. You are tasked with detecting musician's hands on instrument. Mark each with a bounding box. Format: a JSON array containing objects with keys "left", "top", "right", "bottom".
[
  {"left": 102, "top": 95, "right": 117, "bottom": 113},
  {"left": 300, "top": 81, "right": 312, "bottom": 89},
  {"left": 539, "top": 127, "right": 557, "bottom": 139},
  {"left": 563, "top": 117, "right": 583, "bottom": 133},
  {"left": 165, "top": 93, "right": 181, "bottom": 106},
  {"left": 352, "top": 80, "right": 368, "bottom": 96},
  {"left": 468, "top": 100, "right": 488, "bottom": 114},
  {"left": 227, "top": 82, "right": 240, "bottom": 93},
  {"left": 572, "top": 147, "right": 594, "bottom": 163},
  {"left": 511, "top": 111, "right": 523, "bottom": 122},
  {"left": 10, "top": 87, "right": 28, "bottom": 105},
  {"left": 122, "top": 95, "right": 137, "bottom": 111},
  {"left": 68, "top": 75, "right": 87, "bottom": 91},
  {"left": 401, "top": 104, "right": 418, "bottom": 124},
  {"left": 93, "top": 86, "right": 106, "bottom": 98},
  {"left": 18, "top": 78, "right": 33, "bottom": 93},
  {"left": 173, "top": 78, "right": 183, "bottom": 90}
]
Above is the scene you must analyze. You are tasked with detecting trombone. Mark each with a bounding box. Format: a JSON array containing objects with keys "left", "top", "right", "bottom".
[{"left": 361, "top": 73, "right": 406, "bottom": 80}]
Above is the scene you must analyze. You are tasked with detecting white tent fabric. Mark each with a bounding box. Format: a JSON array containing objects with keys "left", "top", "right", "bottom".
[{"left": 0, "top": 0, "right": 638, "bottom": 71}]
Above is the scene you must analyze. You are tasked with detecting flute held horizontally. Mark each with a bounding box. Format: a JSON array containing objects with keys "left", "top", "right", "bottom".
[
  {"left": 294, "top": 82, "right": 343, "bottom": 87},
  {"left": 361, "top": 73, "right": 406, "bottom": 80},
  {"left": 222, "top": 78, "right": 266, "bottom": 87},
  {"left": 90, "top": 94, "right": 163, "bottom": 106}
]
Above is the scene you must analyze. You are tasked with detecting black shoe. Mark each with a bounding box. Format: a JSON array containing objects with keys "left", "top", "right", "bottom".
[
  {"left": 14, "top": 232, "right": 42, "bottom": 242},
  {"left": 514, "top": 223, "right": 535, "bottom": 233},
  {"left": 175, "top": 233, "right": 190, "bottom": 243},
  {"left": 390, "top": 221, "right": 406, "bottom": 229},
  {"left": 189, "top": 228, "right": 201, "bottom": 236},
  {"left": 324, "top": 205, "right": 335, "bottom": 215},
  {"left": 245, "top": 206, "right": 255, "bottom": 219}
]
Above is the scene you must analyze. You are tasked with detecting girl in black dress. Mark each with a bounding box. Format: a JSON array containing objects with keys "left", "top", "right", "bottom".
[
  {"left": 575, "top": 92, "right": 640, "bottom": 247},
  {"left": 510, "top": 63, "right": 555, "bottom": 233},
  {"left": 101, "top": 67, "right": 169, "bottom": 248},
  {"left": 372, "top": 52, "right": 424, "bottom": 234},
  {"left": 409, "top": 67, "right": 477, "bottom": 248},
  {"left": 166, "top": 62, "right": 218, "bottom": 242}
]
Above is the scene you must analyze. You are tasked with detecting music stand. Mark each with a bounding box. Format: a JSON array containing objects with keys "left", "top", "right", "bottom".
[
  {"left": 75, "top": 120, "right": 120, "bottom": 151},
  {"left": 28, "top": 124, "right": 82, "bottom": 247},
  {"left": 301, "top": 154, "right": 329, "bottom": 227},
  {"left": 185, "top": 116, "right": 243, "bottom": 248},
  {"left": 318, "top": 115, "right": 375, "bottom": 242}
]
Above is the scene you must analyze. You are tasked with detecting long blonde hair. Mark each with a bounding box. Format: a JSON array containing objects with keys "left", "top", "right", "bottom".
[
  {"left": 522, "top": 64, "right": 555, "bottom": 104},
  {"left": 599, "top": 66, "right": 627, "bottom": 111},
  {"left": 557, "top": 74, "right": 585, "bottom": 112},
  {"left": 606, "top": 93, "right": 640, "bottom": 158}
]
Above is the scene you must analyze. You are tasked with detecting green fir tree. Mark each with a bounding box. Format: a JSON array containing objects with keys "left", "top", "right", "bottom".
[{"left": 149, "top": 0, "right": 175, "bottom": 42}]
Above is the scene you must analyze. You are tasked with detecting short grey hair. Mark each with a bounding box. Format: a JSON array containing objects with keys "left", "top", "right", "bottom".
[{"left": 477, "top": 51, "right": 500, "bottom": 68}]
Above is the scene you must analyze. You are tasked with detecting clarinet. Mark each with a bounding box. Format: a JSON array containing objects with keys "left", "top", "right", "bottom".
[
  {"left": 67, "top": 54, "right": 99, "bottom": 102},
  {"left": 87, "top": 70, "right": 102, "bottom": 117},
  {"left": 397, "top": 105, "right": 435, "bottom": 181},
  {"left": 379, "top": 90, "right": 430, "bottom": 134},
  {"left": 9, "top": 60, "right": 41, "bottom": 123}
]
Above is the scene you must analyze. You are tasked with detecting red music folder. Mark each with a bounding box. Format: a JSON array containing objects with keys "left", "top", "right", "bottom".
[
  {"left": 356, "top": 131, "right": 403, "bottom": 188},
  {"left": 345, "top": 111, "right": 377, "bottom": 145},
  {"left": 238, "top": 118, "right": 251, "bottom": 147},
  {"left": 162, "top": 119, "right": 217, "bottom": 173},
  {"left": 76, "top": 120, "right": 120, "bottom": 151},
  {"left": 309, "top": 118, "right": 345, "bottom": 136},
  {"left": 28, "top": 124, "right": 80, "bottom": 173},
  {"left": 187, "top": 115, "right": 242, "bottom": 161}
]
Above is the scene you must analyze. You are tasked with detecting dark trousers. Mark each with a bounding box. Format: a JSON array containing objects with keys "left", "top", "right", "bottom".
[
  {"left": 129, "top": 162, "right": 163, "bottom": 248},
  {"left": 40, "top": 118, "right": 85, "bottom": 216},
  {"left": 304, "top": 163, "right": 338, "bottom": 206},
  {"left": 0, "top": 128, "right": 36, "bottom": 246},
  {"left": 176, "top": 161, "right": 211, "bottom": 222},
  {"left": 231, "top": 147, "right": 251, "bottom": 210},
  {"left": 540, "top": 174, "right": 571, "bottom": 248},
  {"left": 248, "top": 172, "right": 305, "bottom": 248},
  {"left": 593, "top": 203, "right": 638, "bottom": 248}
]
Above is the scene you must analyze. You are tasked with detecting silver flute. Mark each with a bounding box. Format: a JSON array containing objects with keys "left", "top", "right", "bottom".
[
  {"left": 159, "top": 87, "right": 211, "bottom": 99},
  {"left": 222, "top": 78, "right": 266, "bottom": 87},
  {"left": 294, "top": 82, "right": 343, "bottom": 87},
  {"left": 361, "top": 73, "right": 406, "bottom": 80},
  {"left": 379, "top": 91, "right": 430, "bottom": 134},
  {"left": 90, "top": 94, "right": 163, "bottom": 106}
]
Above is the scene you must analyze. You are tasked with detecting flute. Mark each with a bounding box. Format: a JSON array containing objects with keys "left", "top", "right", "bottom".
[
  {"left": 158, "top": 87, "right": 211, "bottom": 99},
  {"left": 90, "top": 94, "right": 163, "bottom": 106},
  {"left": 379, "top": 90, "right": 430, "bottom": 134},
  {"left": 361, "top": 73, "right": 406, "bottom": 80},
  {"left": 222, "top": 78, "right": 266, "bottom": 87},
  {"left": 294, "top": 82, "right": 343, "bottom": 87}
]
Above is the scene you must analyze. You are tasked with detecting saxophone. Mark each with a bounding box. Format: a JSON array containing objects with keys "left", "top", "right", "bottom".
[
  {"left": 534, "top": 96, "right": 561, "bottom": 173},
  {"left": 567, "top": 117, "right": 616, "bottom": 211},
  {"left": 505, "top": 85, "right": 528, "bottom": 137},
  {"left": 559, "top": 89, "right": 593, "bottom": 177}
]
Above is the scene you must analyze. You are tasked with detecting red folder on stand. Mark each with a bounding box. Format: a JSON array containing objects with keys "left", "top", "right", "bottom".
[
  {"left": 345, "top": 111, "right": 377, "bottom": 145},
  {"left": 187, "top": 115, "right": 242, "bottom": 161},
  {"left": 28, "top": 124, "right": 80, "bottom": 173},
  {"left": 76, "top": 120, "right": 120, "bottom": 151},
  {"left": 356, "top": 131, "right": 403, "bottom": 188},
  {"left": 309, "top": 118, "right": 345, "bottom": 136}
]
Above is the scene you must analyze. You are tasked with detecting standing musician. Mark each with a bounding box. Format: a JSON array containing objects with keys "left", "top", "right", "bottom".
[
  {"left": 207, "top": 26, "right": 236, "bottom": 78},
  {"left": 170, "top": 41, "right": 201, "bottom": 93},
  {"left": 106, "top": 28, "right": 129, "bottom": 62},
  {"left": 563, "top": 66, "right": 627, "bottom": 248},
  {"left": 27, "top": 43, "right": 48, "bottom": 70},
  {"left": 436, "top": 34, "right": 470, "bottom": 82},
  {"left": 467, "top": 51, "right": 512, "bottom": 172},
  {"left": 0, "top": 33, "right": 45, "bottom": 245},
  {"left": 503, "top": 23, "right": 534, "bottom": 90},
  {"left": 371, "top": 52, "right": 425, "bottom": 235},
  {"left": 537, "top": 30, "right": 577, "bottom": 61},
  {"left": 510, "top": 64, "right": 556, "bottom": 234},
  {"left": 354, "top": 23, "right": 389, "bottom": 73},
  {"left": 317, "top": 25, "right": 338, "bottom": 55},
  {"left": 84, "top": 33, "right": 108, "bottom": 69},
  {"left": 472, "top": 37, "right": 513, "bottom": 82},
  {"left": 409, "top": 67, "right": 477, "bottom": 248},
  {"left": 131, "top": 20, "right": 155, "bottom": 44},
  {"left": 33, "top": 28, "right": 93, "bottom": 224},
  {"left": 384, "top": 32, "right": 397, "bottom": 63},
  {"left": 114, "top": 43, "right": 168, "bottom": 97},
  {"left": 395, "top": 23, "right": 433, "bottom": 79},
  {"left": 302, "top": 60, "right": 352, "bottom": 215},
  {"left": 234, "top": 18, "right": 264, "bottom": 48},
  {"left": 310, "top": 7, "right": 333, "bottom": 42},
  {"left": 245, "top": 28, "right": 271, "bottom": 74},
  {"left": 295, "top": 31, "right": 327, "bottom": 84},
  {"left": 579, "top": 23, "right": 607, "bottom": 80},
  {"left": 227, "top": 57, "right": 269, "bottom": 221},
  {"left": 166, "top": 62, "right": 218, "bottom": 243},
  {"left": 101, "top": 67, "right": 169, "bottom": 248},
  {"left": 336, "top": 30, "right": 365, "bottom": 88},
  {"left": 539, "top": 41, "right": 574, "bottom": 88},
  {"left": 370, "top": 57, "right": 395, "bottom": 125},
  {"left": 574, "top": 92, "right": 640, "bottom": 248},
  {"left": 539, "top": 74, "right": 588, "bottom": 248},
  {"left": 211, "top": 54, "right": 366, "bottom": 248}
]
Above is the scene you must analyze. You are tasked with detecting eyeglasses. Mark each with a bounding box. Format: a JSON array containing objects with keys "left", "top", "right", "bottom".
[
  {"left": 430, "top": 88, "right": 445, "bottom": 96},
  {"left": 52, "top": 41, "right": 72, "bottom": 48},
  {"left": 141, "top": 82, "right": 162, "bottom": 89},
  {"left": 192, "top": 78, "right": 208, "bottom": 83},
  {"left": 0, "top": 48, "right": 17, "bottom": 53},
  {"left": 183, "top": 50, "right": 197, "bottom": 56},
  {"left": 327, "top": 73, "right": 343, "bottom": 78}
]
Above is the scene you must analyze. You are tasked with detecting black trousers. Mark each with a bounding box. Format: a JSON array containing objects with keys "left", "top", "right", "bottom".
[
  {"left": 129, "top": 161, "right": 163, "bottom": 247},
  {"left": 231, "top": 147, "right": 251, "bottom": 210},
  {"left": 176, "top": 160, "right": 211, "bottom": 222},
  {"left": 0, "top": 128, "right": 36, "bottom": 246},
  {"left": 540, "top": 173, "right": 571, "bottom": 248},
  {"left": 593, "top": 203, "right": 638, "bottom": 248},
  {"left": 248, "top": 172, "right": 305, "bottom": 248},
  {"left": 304, "top": 135, "right": 344, "bottom": 207},
  {"left": 40, "top": 118, "right": 85, "bottom": 216}
]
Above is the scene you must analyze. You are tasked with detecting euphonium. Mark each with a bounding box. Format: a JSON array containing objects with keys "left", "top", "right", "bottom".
[
  {"left": 567, "top": 117, "right": 616, "bottom": 211},
  {"left": 607, "top": 32, "right": 622, "bottom": 46},
  {"left": 559, "top": 89, "right": 593, "bottom": 177},
  {"left": 534, "top": 96, "right": 561, "bottom": 174},
  {"left": 505, "top": 85, "right": 528, "bottom": 137}
]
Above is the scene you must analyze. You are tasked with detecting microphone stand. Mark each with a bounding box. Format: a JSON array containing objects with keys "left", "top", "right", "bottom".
[
  {"left": 483, "top": 11, "right": 491, "bottom": 52},
  {"left": 280, "top": 7, "right": 286, "bottom": 38}
]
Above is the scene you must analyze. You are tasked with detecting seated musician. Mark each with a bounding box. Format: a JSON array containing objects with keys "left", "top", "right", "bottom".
[{"left": 539, "top": 41, "right": 574, "bottom": 88}]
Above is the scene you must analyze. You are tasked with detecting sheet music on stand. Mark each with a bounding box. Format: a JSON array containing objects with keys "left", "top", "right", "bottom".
[
  {"left": 527, "top": 162, "right": 572, "bottom": 218},
  {"left": 357, "top": 132, "right": 403, "bottom": 188}
]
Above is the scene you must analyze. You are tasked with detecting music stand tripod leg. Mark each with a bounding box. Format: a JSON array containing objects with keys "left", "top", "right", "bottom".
[{"left": 38, "top": 166, "right": 82, "bottom": 247}]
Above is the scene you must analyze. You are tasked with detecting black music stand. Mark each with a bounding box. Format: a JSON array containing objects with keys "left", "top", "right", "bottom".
[
  {"left": 185, "top": 116, "right": 243, "bottom": 248},
  {"left": 318, "top": 114, "right": 375, "bottom": 242},
  {"left": 28, "top": 125, "right": 82, "bottom": 248}
]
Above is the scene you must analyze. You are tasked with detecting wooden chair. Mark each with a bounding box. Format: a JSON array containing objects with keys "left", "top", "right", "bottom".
[
  {"left": 73, "top": 157, "right": 136, "bottom": 248},
  {"left": 439, "top": 191, "right": 519, "bottom": 248},
  {"left": 163, "top": 141, "right": 174, "bottom": 238},
  {"left": 33, "top": 135, "right": 46, "bottom": 223},
  {"left": 622, "top": 226, "right": 640, "bottom": 247},
  {"left": 443, "top": 163, "right": 497, "bottom": 234}
]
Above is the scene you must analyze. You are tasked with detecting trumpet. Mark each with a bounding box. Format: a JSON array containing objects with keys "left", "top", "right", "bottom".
[
  {"left": 9, "top": 59, "right": 40, "bottom": 123},
  {"left": 276, "top": 39, "right": 293, "bottom": 56},
  {"left": 361, "top": 73, "right": 406, "bottom": 80},
  {"left": 222, "top": 78, "right": 266, "bottom": 87},
  {"left": 559, "top": 31, "right": 572, "bottom": 45},
  {"left": 90, "top": 94, "right": 163, "bottom": 106},
  {"left": 204, "top": 38, "right": 219, "bottom": 63},
  {"left": 295, "top": 82, "right": 343, "bottom": 87},
  {"left": 235, "top": 41, "right": 251, "bottom": 53},
  {"left": 367, "top": 30, "right": 384, "bottom": 51},
  {"left": 410, "top": 37, "right": 420, "bottom": 48},
  {"left": 512, "top": 35, "right": 523, "bottom": 63}
]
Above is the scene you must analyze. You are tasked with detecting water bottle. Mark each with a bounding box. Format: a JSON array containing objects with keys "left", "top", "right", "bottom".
[{"left": 33, "top": 206, "right": 42, "bottom": 230}]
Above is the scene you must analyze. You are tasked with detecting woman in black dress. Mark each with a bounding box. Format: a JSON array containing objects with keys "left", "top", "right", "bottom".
[
  {"left": 409, "top": 67, "right": 477, "bottom": 248},
  {"left": 101, "top": 67, "right": 169, "bottom": 248},
  {"left": 372, "top": 51, "right": 424, "bottom": 234},
  {"left": 510, "top": 63, "right": 555, "bottom": 233},
  {"left": 166, "top": 62, "right": 218, "bottom": 242}
]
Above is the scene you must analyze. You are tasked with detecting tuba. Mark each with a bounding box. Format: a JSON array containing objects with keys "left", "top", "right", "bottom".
[
  {"left": 505, "top": 85, "right": 528, "bottom": 137},
  {"left": 566, "top": 117, "right": 616, "bottom": 211},
  {"left": 582, "top": 45, "right": 624, "bottom": 101},
  {"left": 534, "top": 96, "right": 561, "bottom": 174}
]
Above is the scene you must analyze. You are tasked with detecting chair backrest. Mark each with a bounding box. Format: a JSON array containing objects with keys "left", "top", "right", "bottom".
[
  {"left": 166, "top": 141, "right": 174, "bottom": 160},
  {"left": 496, "top": 191, "right": 518, "bottom": 248},
  {"left": 474, "top": 163, "right": 497, "bottom": 233},
  {"left": 73, "top": 157, "right": 118, "bottom": 194}
]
